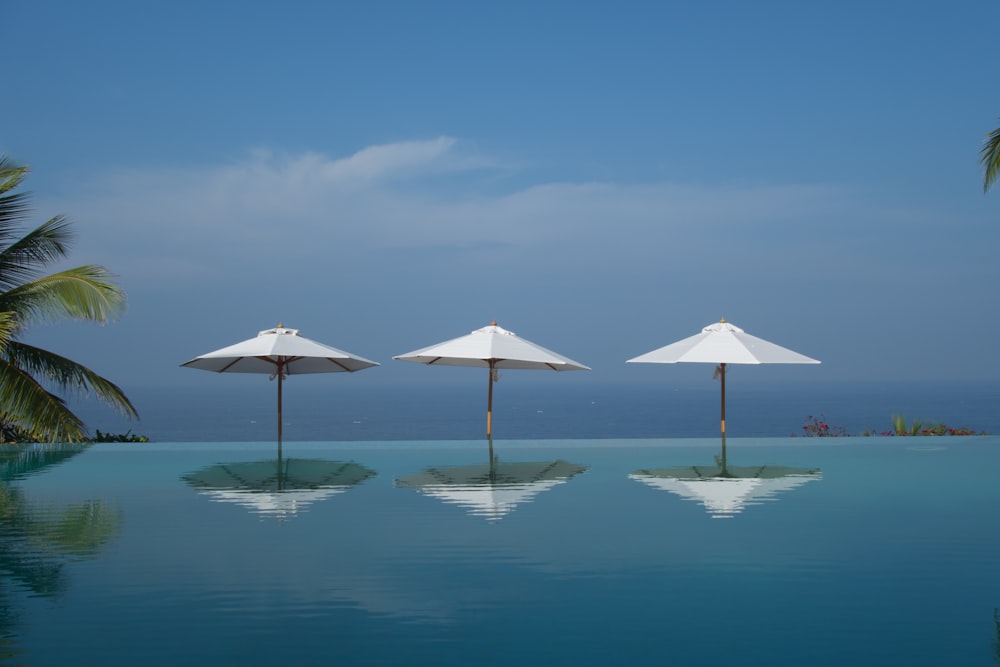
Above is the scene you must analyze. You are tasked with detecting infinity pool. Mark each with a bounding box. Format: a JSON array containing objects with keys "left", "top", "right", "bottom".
[{"left": 2, "top": 438, "right": 998, "bottom": 666}]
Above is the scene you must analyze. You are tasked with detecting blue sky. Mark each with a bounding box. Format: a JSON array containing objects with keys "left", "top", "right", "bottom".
[{"left": 4, "top": 1, "right": 1000, "bottom": 393}]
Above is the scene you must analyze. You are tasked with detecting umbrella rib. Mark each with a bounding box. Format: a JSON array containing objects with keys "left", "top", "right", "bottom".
[
  {"left": 325, "top": 358, "right": 355, "bottom": 372},
  {"left": 320, "top": 461, "right": 353, "bottom": 483},
  {"left": 533, "top": 460, "right": 563, "bottom": 480},
  {"left": 217, "top": 358, "right": 245, "bottom": 373},
  {"left": 422, "top": 468, "right": 450, "bottom": 484}
]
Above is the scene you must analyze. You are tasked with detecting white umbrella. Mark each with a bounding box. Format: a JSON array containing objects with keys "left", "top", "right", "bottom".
[
  {"left": 627, "top": 319, "right": 819, "bottom": 438},
  {"left": 181, "top": 324, "right": 379, "bottom": 448},
  {"left": 393, "top": 322, "right": 590, "bottom": 437}
]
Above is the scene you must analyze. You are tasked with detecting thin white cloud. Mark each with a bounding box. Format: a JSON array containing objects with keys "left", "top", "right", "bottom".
[
  {"left": 38, "top": 137, "right": 930, "bottom": 291},
  {"left": 317, "top": 137, "right": 460, "bottom": 182}
]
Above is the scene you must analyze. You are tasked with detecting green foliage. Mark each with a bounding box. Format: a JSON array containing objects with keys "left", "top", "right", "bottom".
[
  {"left": 0, "top": 421, "right": 40, "bottom": 443},
  {"left": 982, "top": 122, "right": 1000, "bottom": 192},
  {"left": 0, "top": 157, "right": 138, "bottom": 442},
  {"left": 90, "top": 430, "right": 149, "bottom": 443},
  {"left": 891, "top": 413, "right": 926, "bottom": 436},
  {"left": 0, "top": 425, "right": 149, "bottom": 444},
  {"left": 802, "top": 414, "right": 988, "bottom": 437},
  {"left": 885, "top": 414, "right": 987, "bottom": 436}
]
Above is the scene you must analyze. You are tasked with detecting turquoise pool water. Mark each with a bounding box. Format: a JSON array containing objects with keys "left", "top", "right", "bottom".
[{"left": 2, "top": 438, "right": 998, "bottom": 666}]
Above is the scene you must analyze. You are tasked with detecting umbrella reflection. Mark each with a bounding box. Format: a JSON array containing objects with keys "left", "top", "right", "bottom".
[
  {"left": 630, "top": 445, "right": 820, "bottom": 519},
  {"left": 182, "top": 458, "right": 376, "bottom": 519},
  {"left": 396, "top": 450, "right": 587, "bottom": 523}
]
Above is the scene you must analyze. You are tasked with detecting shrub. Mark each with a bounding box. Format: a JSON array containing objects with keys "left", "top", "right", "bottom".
[
  {"left": 803, "top": 414, "right": 988, "bottom": 438},
  {"left": 801, "top": 415, "right": 849, "bottom": 437},
  {"left": 89, "top": 430, "right": 149, "bottom": 443}
]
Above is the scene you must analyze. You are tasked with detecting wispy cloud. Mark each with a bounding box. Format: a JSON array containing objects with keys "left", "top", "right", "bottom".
[{"left": 40, "top": 137, "right": 932, "bottom": 291}]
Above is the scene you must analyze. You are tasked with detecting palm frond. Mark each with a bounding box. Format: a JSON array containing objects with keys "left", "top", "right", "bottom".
[
  {"left": 0, "top": 191, "right": 31, "bottom": 231},
  {"left": 0, "top": 265, "right": 127, "bottom": 327},
  {"left": 0, "top": 158, "right": 28, "bottom": 196},
  {"left": 0, "top": 311, "right": 18, "bottom": 350},
  {"left": 0, "top": 159, "right": 32, "bottom": 247},
  {"left": 0, "top": 361, "right": 86, "bottom": 442},
  {"left": 981, "top": 123, "right": 1000, "bottom": 193},
  {"left": 0, "top": 156, "right": 135, "bottom": 441},
  {"left": 3, "top": 342, "right": 138, "bottom": 420},
  {"left": 0, "top": 216, "right": 75, "bottom": 291}
]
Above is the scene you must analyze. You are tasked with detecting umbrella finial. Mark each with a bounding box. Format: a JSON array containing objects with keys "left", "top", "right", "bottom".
[
  {"left": 720, "top": 317, "right": 726, "bottom": 323},
  {"left": 278, "top": 322, "right": 284, "bottom": 328},
  {"left": 491, "top": 320, "right": 497, "bottom": 326}
]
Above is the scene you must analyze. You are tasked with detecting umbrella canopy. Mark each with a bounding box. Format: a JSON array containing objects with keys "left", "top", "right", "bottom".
[
  {"left": 627, "top": 319, "right": 819, "bottom": 438},
  {"left": 396, "top": 459, "right": 587, "bottom": 522},
  {"left": 181, "top": 325, "right": 378, "bottom": 449},
  {"left": 182, "top": 458, "right": 376, "bottom": 519},
  {"left": 393, "top": 322, "right": 590, "bottom": 437},
  {"left": 630, "top": 461, "right": 822, "bottom": 518}
]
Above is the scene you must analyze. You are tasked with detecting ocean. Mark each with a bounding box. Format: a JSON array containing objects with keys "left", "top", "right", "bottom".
[{"left": 69, "top": 377, "right": 1000, "bottom": 442}]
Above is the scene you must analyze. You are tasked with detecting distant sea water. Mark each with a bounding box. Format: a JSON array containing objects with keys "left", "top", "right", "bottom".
[{"left": 69, "top": 378, "right": 1000, "bottom": 443}]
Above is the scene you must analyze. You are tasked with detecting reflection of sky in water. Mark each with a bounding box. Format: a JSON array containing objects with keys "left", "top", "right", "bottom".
[{"left": 5, "top": 439, "right": 1000, "bottom": 666}]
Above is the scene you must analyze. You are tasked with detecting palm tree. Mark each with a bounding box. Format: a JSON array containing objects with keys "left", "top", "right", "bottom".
[
  {"left": 981, "top": 123, "right": 1000, "bottom": 192},
  {"left": 0, "top": 157, "right": 137, "bottom": 442}
]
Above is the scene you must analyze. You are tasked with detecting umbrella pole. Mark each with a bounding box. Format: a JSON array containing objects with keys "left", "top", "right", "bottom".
[
  {"left": 486, "top": 360, "right": 495, "bottom": 438},
  {"left": 720, "top": 434, "right": 727, "bottom": 472},
  {"left": 488, "top": 437, "right": 496, "bottom": 483},
  {"left": 720, "top": 362, "right": 727, "bottom": 443},
  {"left": 277, "top": 363, "right": 284, "bottom": 458}
]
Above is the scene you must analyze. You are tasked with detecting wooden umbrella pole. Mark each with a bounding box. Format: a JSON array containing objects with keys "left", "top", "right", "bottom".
[{"left": 720, "top": 362, "right": 727, "bottom": 437}]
